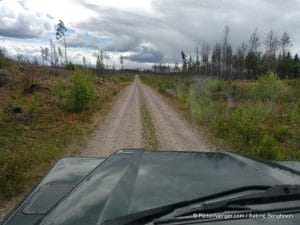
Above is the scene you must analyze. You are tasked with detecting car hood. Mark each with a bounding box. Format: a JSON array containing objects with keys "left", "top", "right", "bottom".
[{"left": 36, "top": 149, "right": 300, "bottom": 225}]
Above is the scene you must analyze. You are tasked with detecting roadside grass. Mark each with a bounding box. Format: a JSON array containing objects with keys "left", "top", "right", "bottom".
[
  {"left": 141, "top": 104, "right": 160, "bottom": 149},
  {"left": 0, "top": 64, "right": 134, "bottom": 200},
  {"left": 140, "top": 73, "right": 300, "bottom": 161}
]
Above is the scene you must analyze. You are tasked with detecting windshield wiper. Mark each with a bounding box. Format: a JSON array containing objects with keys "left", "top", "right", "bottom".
[
  {"left": 101, "top": 185, "right": 271, "bottom": 225},
  {"left": 154, "top": 184, "right": 300, "bottom": 224}
]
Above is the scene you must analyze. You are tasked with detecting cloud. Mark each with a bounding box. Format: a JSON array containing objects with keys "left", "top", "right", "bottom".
[
  {"left": 68, "top": 33, "right": 100, "bottom": 49},
  {"left": 73, "top": 3, "right": 164, "bottom": 51},
  {"left": 72, "top": 0, "right": 300, "bottom": 65},
  {"left": 0, "top": 0, "right": 52, "bottom": 38},
  {"left": 125, "top": 43, "right": 163, "bottom": 63}
]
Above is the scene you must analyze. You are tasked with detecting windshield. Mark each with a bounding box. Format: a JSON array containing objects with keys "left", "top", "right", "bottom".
[{"left": 0, "top": 1, "right": 299, "bottom": 225}]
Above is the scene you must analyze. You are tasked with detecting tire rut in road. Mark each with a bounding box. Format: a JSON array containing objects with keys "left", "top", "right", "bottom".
[
  {"left": 82, "top": 77, "right": 211, "bottom": 156},
  {"left": 139, "top": 79, "right": 210, "bottom": 151},
  {"left": 82, "top": 79, "right": 143, "bottom": 156}
]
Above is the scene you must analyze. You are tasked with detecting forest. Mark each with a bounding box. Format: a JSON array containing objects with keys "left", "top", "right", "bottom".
[{"left": 151, "top": 27, "right": 300, "bottom": 80}]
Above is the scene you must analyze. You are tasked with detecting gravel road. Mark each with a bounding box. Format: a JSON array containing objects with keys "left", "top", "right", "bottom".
[
  {"left": 83, "top": 78, "right": 143, "bottom": 156},
  {"left": 82, "top": 77, "right": 210, "bottom": 156}
]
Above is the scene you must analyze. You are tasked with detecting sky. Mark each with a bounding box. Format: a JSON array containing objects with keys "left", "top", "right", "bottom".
[{"left": 1, "top": 0, "right": 300, "bottom": 69}]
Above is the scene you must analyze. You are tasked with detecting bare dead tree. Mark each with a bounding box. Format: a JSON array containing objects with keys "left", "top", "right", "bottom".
[
  {"left": 222, "top": 25, "right": 231, "bottom": 78},
  {"left": 246, "top": 28, "right": 260, "bottom": 78},
  {"left": 264, "top": 30, "right": 279, "bottom": 71},
  {"left": 201, "top": 42, "right": 210, "bottom": 75},
  {"left": 212, "top": 43, "right": 222, "bottom": 79}
]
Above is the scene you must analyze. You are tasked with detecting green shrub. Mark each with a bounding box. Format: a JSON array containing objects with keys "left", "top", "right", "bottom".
[
  {"left": 107, "top": 76, "right": 119, "bottom": 84},
  {"left": 212, "top": 116, "right": 229, "bottom": 137},
  {"left": 176, "top": 83, "right": 190, "bottom": 105},
  {"left": 0, "top": 55, "right": 5, "bottom": 68},
  {"left": 112, "top": 89, "right": 119, "bottom": 96},
  {"left": 190, "top": 100, "right": 202, "bottom": 121},
  {"left": 274, "top": 125, "right": 293, "bottom": 142},
  {"left": 257, "top": 135, "right": 279, "bottom": 159},
  {"left": 66, "top": 71, "right": 96, "bottom": 112},
  {"left": 252, "top": 72, "right": 283, "bottom": 101},
  {"left": 65, "top": 62, "right": 76, "bottom": 71},
  {"left": 52, "top": 79, "right": 66, "bottom": 100},
  {"left": 229, "top": 83, "right": 253, "bottom": 100},
  {"left": 191, "top": 79, "right": 223, "bottom": 101}
]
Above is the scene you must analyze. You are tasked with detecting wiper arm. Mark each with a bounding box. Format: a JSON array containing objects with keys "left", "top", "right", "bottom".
[
  {"left": 183, "top": 184, "right": 300, "bottom": 215},
  {"left": 154, "top": 184, "right": 300, "bottom": 224},
  {"left": 101, "top": 185, "right": 271, "bottom": 225}
]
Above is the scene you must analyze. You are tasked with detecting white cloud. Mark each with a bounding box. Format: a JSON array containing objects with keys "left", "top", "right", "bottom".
[
  {"left": 86, "top": 0, "right": 153, "bottom": 11},
  {"left": 0, "top": 0, "right": 54, "bottom": 38},
  {"left": 22, "top": 0, "right": 95, "bottom": 24}
]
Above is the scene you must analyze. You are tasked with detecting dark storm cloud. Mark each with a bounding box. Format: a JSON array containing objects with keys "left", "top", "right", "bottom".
[
  {"left": 74, "top": 2, "right": 167, "bottom": 53},
  {"left": 0, "top": 15, "right": 46, "bottom": 38},
  {"left": 74, "top": 1, "right": 186, "bottom": 62}
]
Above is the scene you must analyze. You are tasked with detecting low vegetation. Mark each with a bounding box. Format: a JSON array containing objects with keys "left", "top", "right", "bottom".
[
  {"left": 141, "top": 104, "right": 160, "bottom": 149},
  {"left": 65, "top": 70, "right": 96, "bottom": 112},
  {"left": 0, "top": 60, "right": 134, "bottom": 199},
  {"left": 140, "top": 73, "right": 300, "bottom": 160}
]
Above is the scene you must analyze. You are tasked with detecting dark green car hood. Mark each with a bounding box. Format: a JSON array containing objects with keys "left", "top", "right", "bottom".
[{"left": 3, "top": 149, "right": 300, "bottom": 225}]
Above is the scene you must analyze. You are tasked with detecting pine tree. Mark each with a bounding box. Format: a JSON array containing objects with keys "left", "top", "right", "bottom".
[
  {"left": 279, "top": 32, "right": 292, "bottom": 57},
  {"left": 293, "top": 54, "right": 300, "bottom": 78},
  {"left": 119, "top": 55, "right": 124, "bottom": 71},
  {"left": 56, "top": 20, "right": 67, "bottom": 63},
  {"left": 96, "top": 50, "right": 105, "bottom": 73},
  {"left": 264, "top": 30, "right": 279, "bottom": 71},
  {"left": 245, "top": 29, "right": 260, "bottom": 78},
  {"left": 181, "top": 51, "right": 187, "bottom": 73}
]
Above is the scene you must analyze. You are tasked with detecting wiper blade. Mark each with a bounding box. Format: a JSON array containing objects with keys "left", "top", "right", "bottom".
[
  {"left": 154, "top": 184, "right": 300, "bottom": 224},
  {"left": 101, "top": 185, "right": 271, "bottom": 225},
  {"left": 208, "top": 184, "right": 299, "bottom": 208},
  {"left": 186, "top": 184, "right": 300, "bottom": 214}
]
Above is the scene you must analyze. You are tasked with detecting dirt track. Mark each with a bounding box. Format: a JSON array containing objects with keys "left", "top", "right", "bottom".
[{"left": 82, "top": 77, "right": 210, "bottom": 156}]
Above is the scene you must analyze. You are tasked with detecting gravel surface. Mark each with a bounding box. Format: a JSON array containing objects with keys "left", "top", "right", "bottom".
[
  {"left": 82, "top": 78, "right": 143, "bottom": 156},
  {"left": 82, "top": 77, "right": 210, "bottom": 156},
  {"left": 140, "top": 81, "right": 210, "bottom": 151}
]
